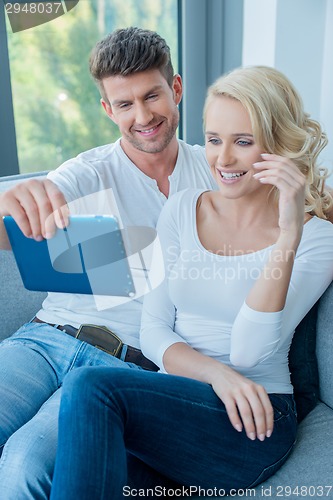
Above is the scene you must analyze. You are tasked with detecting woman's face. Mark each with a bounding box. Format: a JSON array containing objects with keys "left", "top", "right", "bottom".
[{"left": 205, "top": 95, "right": 266, "bottom": 199}]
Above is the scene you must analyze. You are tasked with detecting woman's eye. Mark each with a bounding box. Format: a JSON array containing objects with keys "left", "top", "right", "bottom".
[
  {"left": 237, "top": 140, "right": 252, "bottom": 146},
  {"left": 207, "top": 138, "right": 220, "bottom": 145}
]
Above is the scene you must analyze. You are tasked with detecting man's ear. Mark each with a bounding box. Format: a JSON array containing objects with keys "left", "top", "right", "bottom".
[
  {"left": 172, "top": 74, "right": 183, "bottom": 106},
  {"left": 101, "top": 98, "right": 117, "bottom": 124}
]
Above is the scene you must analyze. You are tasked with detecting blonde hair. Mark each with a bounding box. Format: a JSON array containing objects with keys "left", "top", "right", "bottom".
[{"left": 204, "top": 66, "right": 332, "bottom": 219}]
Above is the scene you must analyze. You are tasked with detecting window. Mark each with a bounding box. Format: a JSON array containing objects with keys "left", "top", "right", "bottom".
[
  {"left": 1, "top": 0, "right": 246, "bottom": 177},
  {"left": 4, "top": 0, "right": 178, "bottom": 174}
]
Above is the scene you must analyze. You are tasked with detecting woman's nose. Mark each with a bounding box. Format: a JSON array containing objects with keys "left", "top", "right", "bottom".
[{"left": 217, "top": 145, "right": 234, "bottom": 167}]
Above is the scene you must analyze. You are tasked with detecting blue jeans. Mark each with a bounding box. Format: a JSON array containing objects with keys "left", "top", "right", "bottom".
[
  {"left": 0, "top": 322, "right": 141, "bottom": 500},
  {"left": 50, "top": 367, "right": 297, "bottom": 499}
]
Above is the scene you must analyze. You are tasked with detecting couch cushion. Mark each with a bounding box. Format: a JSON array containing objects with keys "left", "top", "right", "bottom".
[
  {"left": 316, "top": 281, "right": 333, "bottom": 410},
  {"left": 256, "top": 403, "right": 333, "bottom": 495}
]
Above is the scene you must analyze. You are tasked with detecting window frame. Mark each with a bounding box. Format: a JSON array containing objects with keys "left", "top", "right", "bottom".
[
  {"left": 0, "top": 3, "right": 19, "bottom": 176},
  {"left": 0, "top": 0, "right": 244, "bottom": 176},
  {"left": 179, "top": 0, "right": 244, "bottom": 146}
]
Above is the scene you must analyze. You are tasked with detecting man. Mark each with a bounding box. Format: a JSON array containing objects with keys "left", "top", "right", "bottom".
[{"left": 0, "top": 27, "right": 217, "bottom": 498}]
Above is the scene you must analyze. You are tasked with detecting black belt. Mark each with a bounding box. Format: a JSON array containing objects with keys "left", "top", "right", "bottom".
[{"left": 32, "top": 318, "right": 158, "bottom": 372}]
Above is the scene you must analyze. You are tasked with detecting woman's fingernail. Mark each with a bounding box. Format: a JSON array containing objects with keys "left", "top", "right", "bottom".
[
  {"left": 261, "top": 153, "right": 270, "bottom": 157},
  {"left": 248, "top": 432, "right": 256, "bottom": 441},
  {"left": 253, "top": 173, "right": 261, "bottom": 178},
  {"left": 266, "top": 429, "right": 272, "bottom": 438},
  {"left": 235, "top": 424, "right": 242, "bottom": 432},
  {"left": 253, "top": 162, "right": 262, "bottom": 167},
  {"left": 258, "top": 434, "right": 265, "bottom": 441}
]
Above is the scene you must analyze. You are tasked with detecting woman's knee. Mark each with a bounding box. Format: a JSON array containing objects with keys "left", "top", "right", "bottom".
[
  {"left": 60, "top": 367, "right": 153, "bottom": 420},
  {"left": 60, "top": 366, "right": 131, "bottom": 410}
]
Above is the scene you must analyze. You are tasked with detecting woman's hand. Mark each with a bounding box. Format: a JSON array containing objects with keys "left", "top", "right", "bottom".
[
  {"left": 163, "top": 343, "right": 273, "bottom": 441},
  {"left": 208, "top": 362, "right": 274, "bottom": 441},
  {"left": 253, "top": 153, "right": 306, "bottom": 239}
]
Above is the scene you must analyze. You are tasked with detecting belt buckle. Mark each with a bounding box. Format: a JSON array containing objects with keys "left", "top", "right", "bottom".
[{"left": 76, "top": 324, "right": 123, "bottom": 358}]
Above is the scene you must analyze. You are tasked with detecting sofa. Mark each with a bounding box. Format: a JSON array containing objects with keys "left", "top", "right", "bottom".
[{"left": 1, "top": 172, "right": 333, "bottom": 499}]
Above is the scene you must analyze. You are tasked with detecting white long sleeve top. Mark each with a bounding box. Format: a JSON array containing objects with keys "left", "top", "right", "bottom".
[{"left": 140, "top": 189, "right": 333, "bottom": 393}]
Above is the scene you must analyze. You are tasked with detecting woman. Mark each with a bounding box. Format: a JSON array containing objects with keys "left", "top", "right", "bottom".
[{"left": 50, "top": 66, "right": 333, "bottom": 499}]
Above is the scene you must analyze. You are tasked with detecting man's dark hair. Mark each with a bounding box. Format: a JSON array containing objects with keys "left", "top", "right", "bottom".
[{"left": 89, "top": 27, "right": 174, "bottom": 103}]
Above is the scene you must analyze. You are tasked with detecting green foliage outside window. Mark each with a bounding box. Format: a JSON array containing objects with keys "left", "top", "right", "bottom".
[{"left": 6, "top": 0, "right": 178, "bottom": 173}]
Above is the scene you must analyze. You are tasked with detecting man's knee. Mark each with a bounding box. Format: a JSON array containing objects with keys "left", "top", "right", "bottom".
[{"left": 0, "top": 427, "right": 56, "bottom": 499}]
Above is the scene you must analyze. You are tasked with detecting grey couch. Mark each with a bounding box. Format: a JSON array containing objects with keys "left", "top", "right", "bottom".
[{"left": 1, "top": 173, "right": 333, "bottom": 499}]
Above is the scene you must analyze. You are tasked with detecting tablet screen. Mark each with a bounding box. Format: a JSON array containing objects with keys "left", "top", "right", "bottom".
[{"left": 3, "top": 215, "right": 135, "bottom": 297}]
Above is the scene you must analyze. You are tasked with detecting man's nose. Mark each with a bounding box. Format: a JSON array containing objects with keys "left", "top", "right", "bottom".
[{"left": 135, "top": 104, "right": 154, "bottom": 126}]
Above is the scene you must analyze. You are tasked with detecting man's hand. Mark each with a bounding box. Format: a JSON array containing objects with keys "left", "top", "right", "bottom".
[{"left": 0, "top": 178, "right": 69, "bottom": 249}]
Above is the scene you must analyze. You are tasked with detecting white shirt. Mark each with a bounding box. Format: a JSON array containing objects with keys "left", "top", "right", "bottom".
[
  {"left": 36, "top": 140, "right": 217, "bottom": 348},
  {"left": 140, "top": 189, "right": 333, "bottom": 393}
]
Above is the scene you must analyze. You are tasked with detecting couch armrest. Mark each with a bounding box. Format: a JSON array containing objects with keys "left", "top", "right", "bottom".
[
  {"left": 0, "top": 172, "right": 49, "bottom": 341},
  {"left": 0, "top": 250, "right": 46, "bottom": 341}
]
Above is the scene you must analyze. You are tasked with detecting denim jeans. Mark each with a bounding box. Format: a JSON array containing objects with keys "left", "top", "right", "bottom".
[
  {"left": 50, "top": 366, "right": 297, "bottom": 500},
  {"left": 0, "top": 322, "right": 141, "bottom": 500}
]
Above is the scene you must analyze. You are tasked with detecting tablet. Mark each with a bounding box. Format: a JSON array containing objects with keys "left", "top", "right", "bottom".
[{"left": 3, "top": 215, "right": 135, "bottom": 297}]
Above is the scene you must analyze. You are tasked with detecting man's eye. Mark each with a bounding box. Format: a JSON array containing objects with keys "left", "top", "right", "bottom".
[
  {"left": 119, "top": 103, "right": 130, "bottom": 109},
  {"left": 146, "top": 94, "right": 158, "bottom": 100}
]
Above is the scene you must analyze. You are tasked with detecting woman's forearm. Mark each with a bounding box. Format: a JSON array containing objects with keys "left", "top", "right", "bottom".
[
  {"left": 245, "top": 231, "right": 301, "bottom": 313},
  {"left": 163, "top": 342, "right": 221, "bottom": 383},
  {"left": 229, "top": 232, "right": 301, "bottom": 368}
]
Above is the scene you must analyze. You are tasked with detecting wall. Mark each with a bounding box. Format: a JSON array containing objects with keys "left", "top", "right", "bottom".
[{"left": 242, "top": 0, "right": 333, "bottom": 183}]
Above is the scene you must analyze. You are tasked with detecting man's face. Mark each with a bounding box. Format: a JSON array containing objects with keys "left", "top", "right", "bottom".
[{"left": 101, "top": 69, "right": 182, "bottom": 155}]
